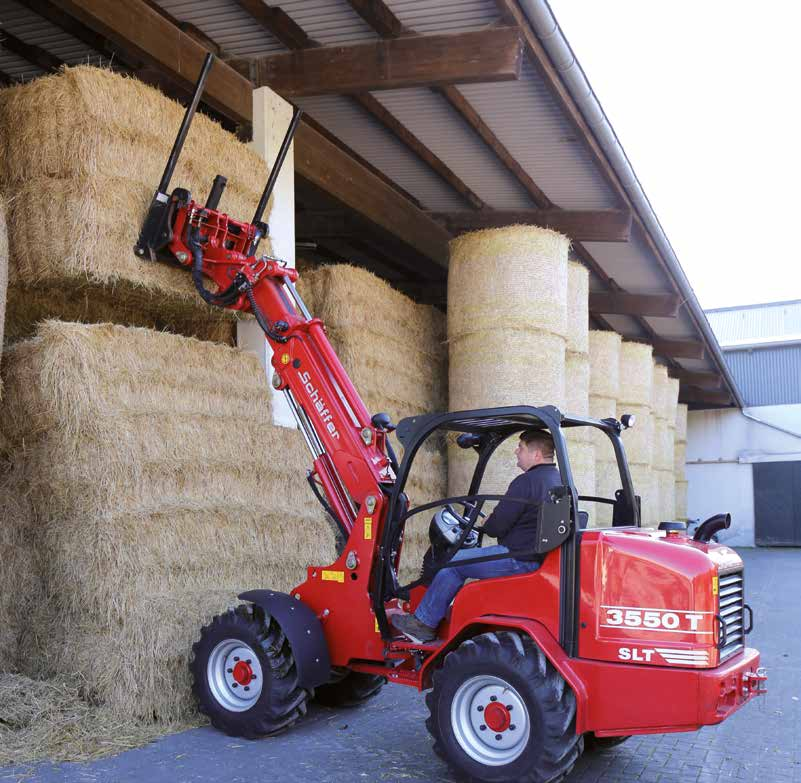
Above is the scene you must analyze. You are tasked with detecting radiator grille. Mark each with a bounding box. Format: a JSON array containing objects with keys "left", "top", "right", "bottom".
[{"left": 718, "top": 570, "right": 745, "bottom": 660}]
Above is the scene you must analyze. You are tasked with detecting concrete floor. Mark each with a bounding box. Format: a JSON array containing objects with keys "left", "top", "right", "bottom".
[{"left": 3, "top": 547, "right": 799, "bottom": 783}]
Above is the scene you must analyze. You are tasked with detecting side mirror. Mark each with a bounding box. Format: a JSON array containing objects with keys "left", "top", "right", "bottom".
[{"left": 535, "top": 494, "right": 572, "bottom": 553}]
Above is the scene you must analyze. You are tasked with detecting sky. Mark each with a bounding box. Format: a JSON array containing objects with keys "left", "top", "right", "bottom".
[{"left": 548, "top": 1, "right": 800, "bottom": 310}]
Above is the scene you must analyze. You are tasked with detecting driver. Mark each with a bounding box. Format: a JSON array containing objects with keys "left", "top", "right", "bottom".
[{"left": 391, "top": 429, "right": 561, "bottom": 643}]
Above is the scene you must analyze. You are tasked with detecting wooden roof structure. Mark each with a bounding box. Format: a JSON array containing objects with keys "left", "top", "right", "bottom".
[{"left": 0, "top": 0, "right": 741, "bottom": 408}]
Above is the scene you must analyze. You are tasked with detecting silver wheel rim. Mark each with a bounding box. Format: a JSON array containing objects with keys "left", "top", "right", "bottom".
[
  {"left": 451, "top": 674, "right": 530, "bottom": 766},
  {"left": 207, "top": 639, "right": 264, "bottom": 712}
]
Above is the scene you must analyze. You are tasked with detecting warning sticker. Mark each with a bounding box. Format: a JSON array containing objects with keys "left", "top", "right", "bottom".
[
  {"left": 281, "top": 353, "right": 290, "bottom": 365},
  {"left": 375, "top": 618, "right": 380, "bottom": 633},
  {"left": 364, "top": 516, "right": 372, "bottom": 540},
  {"left": 321, "top": 570, "right": 344, "bottom": 583},
  {"left": 712, "top": 576, "right": 719, "bottom": 596}
]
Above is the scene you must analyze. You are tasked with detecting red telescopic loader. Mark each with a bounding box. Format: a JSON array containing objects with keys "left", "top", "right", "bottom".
[{"left": 134, "top": 56, "right": 766, "bottom": 783}]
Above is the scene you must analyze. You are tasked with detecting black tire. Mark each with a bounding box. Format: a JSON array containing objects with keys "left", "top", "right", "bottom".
[
  {"left": 314, "top": 670, "right": 386, "bottom": 708},
  {"left": 583, "top": 733, "right": 630, "bottom": 752},
  {"left": 426, "top": 631, "right": 583, "bottom": 783},
  {"left": 190, "top": 603, "right": 310, "bottom": 738}
]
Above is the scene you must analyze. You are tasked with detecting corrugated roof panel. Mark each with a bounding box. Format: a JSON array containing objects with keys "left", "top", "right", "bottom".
[
  {"left": 707, "top": 300, "right": 801, "bottom": 345},
  {"left": 0, "top": 0, "right": 105, "bottom": 76},
  {"left": 724, "top": 346, "right": 801, "bottom": 406},
  {"left": 157, "top": 0, "right": 285, "bottom": 56},
  {"left": 277, "top": 0, "right": 376, "bottom": 46},
  {"left": 583, "top": 234, "right": 667, "bottom": 291},
  {"left": 373, "top": 87, "right": 532, "bottom": 208},
  {"left": 389, "top": 0, "right": 501, "bottom": 34},
  {"left": 296, "top": 94, "right": 466, "bottom": 211},
  {"left": 457, "top": 62, "right": 618, "bottom": 210}
]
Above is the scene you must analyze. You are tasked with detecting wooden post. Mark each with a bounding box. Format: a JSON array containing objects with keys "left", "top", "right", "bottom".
[{"left": 237, "top": 86, "right": 297, "bottom": 428}]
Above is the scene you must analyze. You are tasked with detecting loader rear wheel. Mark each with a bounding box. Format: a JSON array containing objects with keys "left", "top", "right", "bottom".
[
  {"left": 425, "top": 631, "right": 582, "bottom": 783},
  {"left": 314, "top": 670, "right": 386, "bottom": 708},
  {"left": 191, "top": 603, "right": 310, "bottom": 738}
]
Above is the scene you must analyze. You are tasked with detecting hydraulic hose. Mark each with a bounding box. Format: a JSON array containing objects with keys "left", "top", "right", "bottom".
[{"left": 188, "top": 226, "right": 242, "bottom": 307}]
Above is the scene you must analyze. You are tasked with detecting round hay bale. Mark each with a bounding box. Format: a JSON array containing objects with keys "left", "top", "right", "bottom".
[
  {"left": 564, "top": 437, "right": 595, "bottom": 500},
  {"left": 665, "top": 377, "right": 680, "bottom": 427},
  {"left": 675, "top": 480, "right": 689, "bottom": 520},
  {"left": 653, "top": 419, "right": 675, "bottom": 471},
  {"left": 448, "top": 439, "right": 519, "bottom": 506},
  {"left": 675, "top": 403, "right": 688, "bottom": 443},
  {"left": 448, "top": 225, "right": 569, "bottom": 340},
  {"left": 630, "top": 464, "right": 656, "bottom": 528},
  {"left": 674, "top": 440, "right": 687, "bottom": 479},
  {"left": 657, "top": 469, "right": 676, "bottom": 522},
  {"left": 565, "top": 351, "right": 590, "bottom": 444},
  {"left": 588, "top": 330, "right": 622, "bottom": 399},
  {"left": 588, "top": 393, "right": 617, "bottom": 463},
  {"left": 449, "top": 329, "right": 565, "bottom": 411},
  {"left": 566, "top": 260, "right": 589, "bottom": 354},
  {"left": 591, "top": 457, "right": 619, "bottom": 527},
  {"left": 651, "top": 364, "right": 670, "bottom": 420},
  {"left": 619, "top": 404, "right": 653, "bottom": 466},
  {"left": 618, "top": 342, "right": 653, "bottom": 406}
]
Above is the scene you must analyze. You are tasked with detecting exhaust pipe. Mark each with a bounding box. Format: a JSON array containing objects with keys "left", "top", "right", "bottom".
[{"left": 693, "top": 513, "right": 731, "bottom": 543}]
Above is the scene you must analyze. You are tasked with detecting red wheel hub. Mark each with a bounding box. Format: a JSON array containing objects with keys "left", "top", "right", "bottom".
[
  {"left": 484, "top": 702, "right": 511, "bottom": 733},
  {"left": 232, "top": 660, "right": 254, "bottom": 686}
]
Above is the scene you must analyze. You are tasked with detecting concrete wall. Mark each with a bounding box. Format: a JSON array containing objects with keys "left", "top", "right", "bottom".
[{"left": 686, "top": 404, "right": 801, "bottom": 547}]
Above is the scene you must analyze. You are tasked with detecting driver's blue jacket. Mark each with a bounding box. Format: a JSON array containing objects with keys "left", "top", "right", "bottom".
[{"left": 480, "top": 463, "right": 561, "bottom": 562}]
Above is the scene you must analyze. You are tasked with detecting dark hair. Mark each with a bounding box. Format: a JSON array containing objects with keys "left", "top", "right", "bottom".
[{"left": 519, "top": 429, "right": 555, "bottom": 460}]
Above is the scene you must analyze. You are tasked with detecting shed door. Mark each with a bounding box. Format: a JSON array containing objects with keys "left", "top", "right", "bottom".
[{"left": 753, "top": 461, "right": 801, "bottom": 546}]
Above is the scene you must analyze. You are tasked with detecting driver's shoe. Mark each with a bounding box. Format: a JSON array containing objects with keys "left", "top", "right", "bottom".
[{"left": 391, "top": 613, "right": 437, "bottom": 643}]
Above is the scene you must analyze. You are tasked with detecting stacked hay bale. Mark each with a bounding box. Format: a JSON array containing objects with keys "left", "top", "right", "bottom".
[
  {"left": 447, "top": 226, "right": 568, "bottom": 501},
  {"left": 674, "top": 402, "right": 689, "bottom": 520},
  {"left": 617, "top": 342, "right": 656, "bottom": 526},
  {"left": 1, "top": 321, "right": 333, "bottom": 720},
  {"left": 564, "top": 262, "right": 594, "bottom": 502},
  {"left": 0, "top": 66, "right": 271, "bottom": 343},
  {"left": 588, "top": 330, "right": 621, "bottom": 526},
  {"left": 0, "top": 196, "right": 8, "bottom": 350},
  {"left": 297, "top": 264, "right": 447, "bottom": 582},
  {"left": 651, "top": 364, "right": 676, "bottom": 523}
]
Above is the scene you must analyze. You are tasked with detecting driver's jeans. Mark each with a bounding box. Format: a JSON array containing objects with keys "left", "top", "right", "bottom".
[{"left": 413, "top": 545, "right": 540, "bottom": 628}]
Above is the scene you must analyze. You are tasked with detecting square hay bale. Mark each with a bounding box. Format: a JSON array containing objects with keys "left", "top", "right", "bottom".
[
  {"left": 0, "top": 462, "right": 37, "bottom": 672},
  {"left": 674, "top": 441, "right": 687, "bottom": 479},
  {"left": 0, "top": 195, "right": 7, "bottom": 348},
  {"left": 675, "top": 479, "right": 689, "bottom": 521},
  {"left": 296, "top": 264, "right": 448, "bottom": 580},
  {"left": 1, "top": 321, "right": 335, "bottom": 719},
  {"left": 0, "top": 67, "right": 270, "bottom": 342}
]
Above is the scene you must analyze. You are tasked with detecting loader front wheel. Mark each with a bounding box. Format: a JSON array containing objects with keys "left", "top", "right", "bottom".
[
  {"left": 314, "top": 670, "right": 386, "bottom": 708},
  {"left": 191, "top": 603, "right": 310, "bottom": 738},
  {"left": 426, "top": 631, "right": 582, "bottom": 783}
]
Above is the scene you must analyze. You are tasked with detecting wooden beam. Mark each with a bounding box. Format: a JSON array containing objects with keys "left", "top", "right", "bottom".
[
  {"left": 678, "top": 387, "right": 732, "bottom": 406},
  {"left": 430, "top": 208, "right": 632, "bottom": 242},
  {"left": 233, "top": 3, "right": 485, "bottom": 209},
  {"left": 347, "top": 0, "right": 409, "bottom": 38},
  {"left": 651, "top": 339, "right": 706, "bottom": 360},
  {"left": 232, "top": 0, "right": 314, "bottom": 49},
  {"left": 352, "top": 93, "right": 484, "bottom": 209},
  {"left": 229, "top": 28, "right": 524, "bottom": 96},
  {"left": 589, "top": 291, "right": 681, "bottom": 318},
  {"left": 48, "top": 0, "right": 450, "bottom": 266},
  {"left": 0, "top": 29, "right": 63, "bottom": 72},
  {"left": 49, "top": 0, "right": 252, "bottom": 123},
  {"left": 434, "top": 85, "right": 552, "bottom": 208},
  {"left": 670, "top": 370, "right": 723, "bottom": 389}
]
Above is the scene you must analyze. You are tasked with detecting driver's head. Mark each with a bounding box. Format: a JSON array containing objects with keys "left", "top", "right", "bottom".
[{"left": 515, "top": 429, "right": 555, "bottom": 471}]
